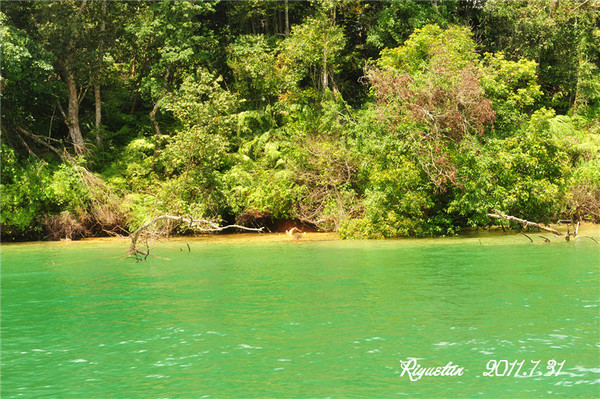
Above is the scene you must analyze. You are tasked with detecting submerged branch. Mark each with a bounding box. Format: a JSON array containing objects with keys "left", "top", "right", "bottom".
[
  {"left": 129, "top": 214, "right": 264, "bottom": 253},
  {"left": 520, "top": 232, "right": 533, "bottom": 243}
]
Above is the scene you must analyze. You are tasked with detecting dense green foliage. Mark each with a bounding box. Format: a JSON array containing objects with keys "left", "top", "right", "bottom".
[{"left": 1, "top": 0, "right": 599, "bottom": 240}]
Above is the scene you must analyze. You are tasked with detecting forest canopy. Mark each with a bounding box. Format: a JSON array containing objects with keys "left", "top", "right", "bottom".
[{"left": 1, "top": 0, "right": 599, "bottom": 241}]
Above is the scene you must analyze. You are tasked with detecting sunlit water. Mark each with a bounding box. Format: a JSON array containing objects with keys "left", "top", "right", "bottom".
[{"left": 1, "top": 232, "right": 599, "bottom": 398}]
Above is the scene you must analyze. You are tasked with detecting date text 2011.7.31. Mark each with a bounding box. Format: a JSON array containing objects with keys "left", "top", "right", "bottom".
[{"left": 482, "top": 360, "right": 566, "bottom": 377}]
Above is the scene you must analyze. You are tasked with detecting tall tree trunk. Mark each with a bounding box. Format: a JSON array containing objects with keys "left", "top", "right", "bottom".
[
  {"left": 58, "top": 0, "right": 88, "bottom": 154},
  {"left": 149, "top": 69, "right": 170, "bottom": 170},
  {"left": 322, "top": 49, "right": 328, "bottom": 90},
  {"left": 94, "top": 85, "right": 102, "bottom": 147},
  {"left": 64, "top": 70, "right": 86, "bottom": 154},
  {"left": 94, "top": 0, "right": 106, "bottom": 148},
  {"left": 130, "top": 93, "right": 138, "bottom": 114},
  {"left": 276, "top": 8, "right": 281, "bottom": 36},
  {"left": 332, "top": 4, "right": 336, "bottom": 26},
  {"left": 284, "top": 0, "right": 290, "bottom": 37},
  {"left": 149, "top": 98, "right": 163, "bottom": 170}
]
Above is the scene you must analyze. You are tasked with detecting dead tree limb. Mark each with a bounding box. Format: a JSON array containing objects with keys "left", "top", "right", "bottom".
[
  {"left": 129, "top": 215, "right": 263, "bottom": 253},
  {"left": 581, "top": 236, "right": 599, "bottom": 244},
  {"left": 16, "top": 126, "right": 73, "bottom": 162},
  {"left": 486, "top": 209, "right": 562, "bottom": 236},
  {"left": 520, "top": 232, "right": 533, "bottom": 243}
]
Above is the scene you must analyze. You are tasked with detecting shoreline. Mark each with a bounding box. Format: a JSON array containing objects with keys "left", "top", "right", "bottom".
[{"left": 2, "top": 222, "right": 598, "bottom": 246}]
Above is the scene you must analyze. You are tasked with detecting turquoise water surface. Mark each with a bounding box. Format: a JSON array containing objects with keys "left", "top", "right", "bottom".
[{"left": 1, "top": 234, "right": 599, "bottom": 398}]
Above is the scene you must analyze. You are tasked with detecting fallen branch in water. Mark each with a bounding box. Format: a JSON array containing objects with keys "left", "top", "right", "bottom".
[
  {"left": 538, "top": 235, "right": 551, "bottom": 243},
  {"left": 129, "top": 214, "right": 263, "bottom": 254},
  {"left": 520, "top": 232, "right": 533, "bottom": 243},
  {"left": 486, "top": 209, "right": 562, "bottom": 236},
  {"left": 131, "top": 246, "right": 150, "bottom": 262},
  {"left": 581, "top": 236, "right": 599, "bottom": 244}
]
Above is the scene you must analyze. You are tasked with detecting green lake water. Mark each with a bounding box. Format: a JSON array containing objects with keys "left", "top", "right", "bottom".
[{"left": 1, "top": 234, "right": 599, "bottom": 398}]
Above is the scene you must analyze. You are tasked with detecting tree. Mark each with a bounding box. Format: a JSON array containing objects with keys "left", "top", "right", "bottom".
[
  {"left": 227, "top": 35, "right": 281, "bottom": 105},
  {"left": 2, "top": 1, "right": 128, "bottom": 154},
  {"left": 0, "top": 11, "right": 55, "bottom": 152},
  {"left": 479, "top": 51, "right": 543, "bottom": 133},
  {"left": 157, "top": 68, "right": 240, "bottom": 218},
  {"left": 91, "top": 0, "right": 107, "bottom": 147},
  {"left": 31, "top": 1, "right": 93, "bottom": 154},
  {"left": 366, "top": 0, "right": 460, "bottom": 49},
  {"left": 482, "top": 0, "right": 600, "bottom": 113},
  {"left": 1, "top": 1, "right": 597, "bottom": 241},
  {"left": 124, "top": 1, "right": 217, "bottom": 167},
  {"left": 220, "top": 0, "right": 300, "bottom": 37},
  {"left": 277, "top": 15, "right": 346, "bottom": 92},
  {"left": 447, "top": 108, "right": 573, "bottom": 225},
  {"left": 370, "top": 24, "right": 495, "bottom": 188}
]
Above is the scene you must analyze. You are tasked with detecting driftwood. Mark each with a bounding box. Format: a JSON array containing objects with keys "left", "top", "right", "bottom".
[
  {"left": 129, "top": 215, "right": 263, "bottom": 254},
  {"left": 486, "top": 209, "right": 562, "bottom": 236}
]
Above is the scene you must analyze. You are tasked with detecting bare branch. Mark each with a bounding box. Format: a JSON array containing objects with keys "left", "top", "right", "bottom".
[
  {"left": 129, "top": 215, "right": 263, "bottom": 253},
  {"left": 16, "top": 126, "right": 73, "bottom": 162},
  {"left": 487, "top": 209, "right": 562, "bottom": 236},
  {"left": 56, "top": 99, "right": 68, "bottom": 120},
  {"left": 569, "top": 0, "right": 591, "bottom": 14},
  {"left": 78, "top": 83, "right": 90, "bottom": 105}
]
